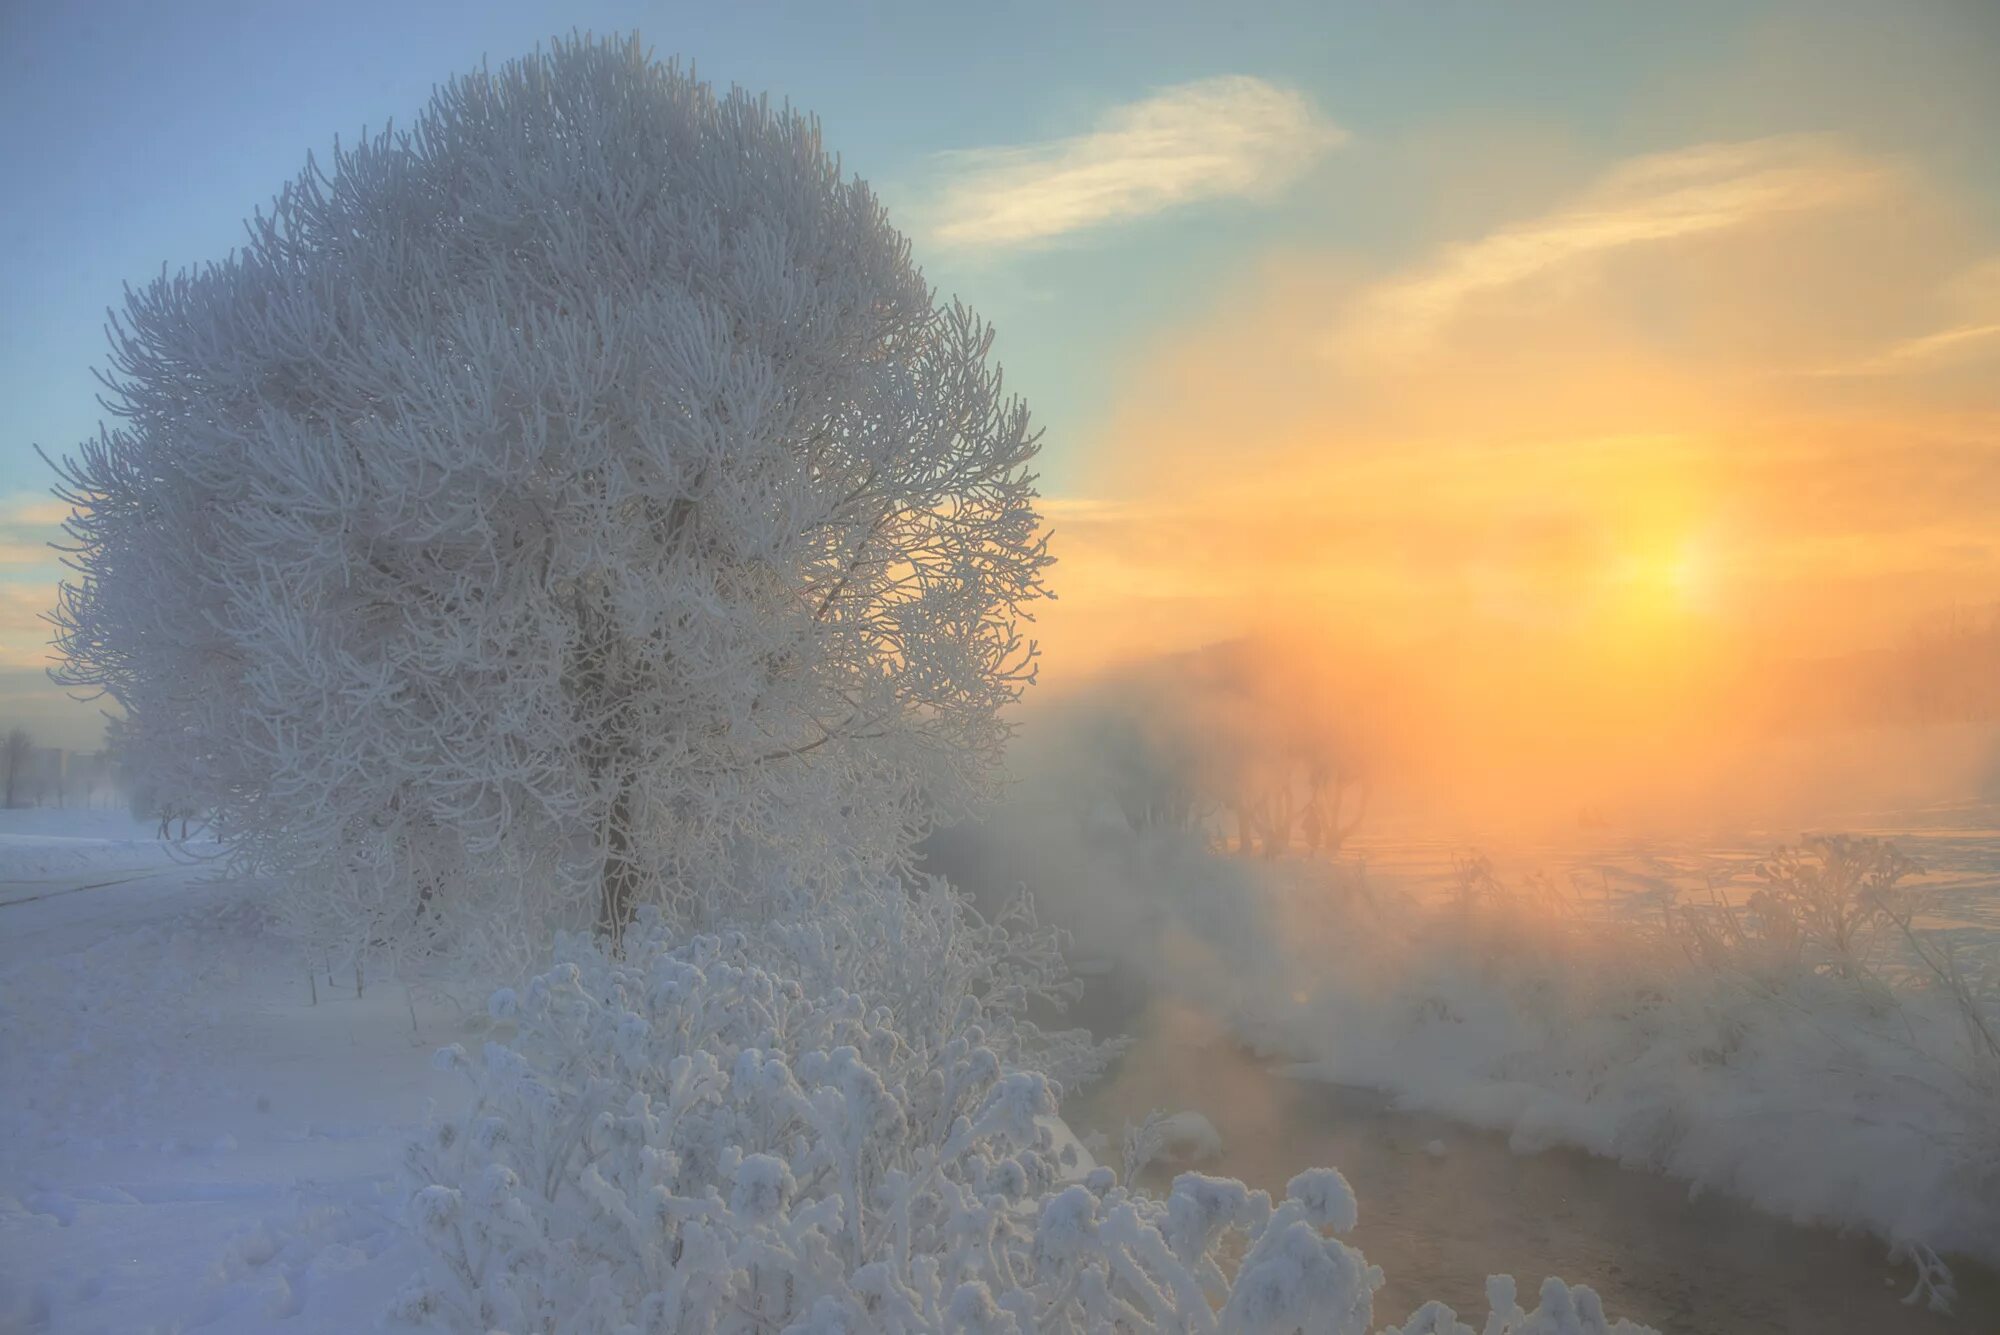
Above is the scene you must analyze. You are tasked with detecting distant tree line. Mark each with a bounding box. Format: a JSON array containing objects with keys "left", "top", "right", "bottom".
[
  {"left": 1075, "top": 639, "right": 1375, "bottom": 858},
  {"left": 1756, "top": 602, "right": 2000, "bottom": 731},
  {"left": 0, "top": 728, "right": 127, "bottom": 810}
]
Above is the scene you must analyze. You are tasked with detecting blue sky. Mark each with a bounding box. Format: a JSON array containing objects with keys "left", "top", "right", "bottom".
[
  {"left": 8, "top": 0, "right": 1931, "bottom": 494},
  {"left": 3, "top": 1, "right": 1997, "bottom": 745}
]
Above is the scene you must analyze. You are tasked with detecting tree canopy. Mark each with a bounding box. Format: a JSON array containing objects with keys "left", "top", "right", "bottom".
[{"left": 49, "top": 34, "right": 1050, "bottom": 964}]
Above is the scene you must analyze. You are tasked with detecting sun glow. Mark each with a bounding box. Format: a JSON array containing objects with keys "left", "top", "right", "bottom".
[
  {"left": 1029, "top": 130, "right": 2000, "bottom": 832},
  {"left": 1605, "top": 529, "right": 1718, "bottom": 623}
]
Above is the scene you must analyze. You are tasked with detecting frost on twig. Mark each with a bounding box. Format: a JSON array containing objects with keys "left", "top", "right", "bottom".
[{"left": 1122, "top": 1109, "right": 1223, "bottom": 1184}]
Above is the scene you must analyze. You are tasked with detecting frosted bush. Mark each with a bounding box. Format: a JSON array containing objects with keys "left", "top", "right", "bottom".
[
  {"left": 1754, "top": 837, "right": 1915, "bottom": 955},
  {"left": 398, "top": 925, "right": 1652, "bottom": 1334},
  {"left": 1123, "top": 1110, "right": 1224, "bottom": 1181},
  {"left": 1677, "top": 835, "right": 1922, "bottom": 992},
  {"left": 1380, "top": 1276, "right": 1651, "bottom": 1335},
  {"left": 753, "top": 878, "right": 1121, "bottom": 1096}
]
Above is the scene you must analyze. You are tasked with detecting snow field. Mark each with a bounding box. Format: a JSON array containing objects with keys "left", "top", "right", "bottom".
[
  {"left": 2, "top": 813, "right": 1659, "bottom": 1332},
  {"left": 1, "top": 814, "right": 460, "bottom": 1333}
]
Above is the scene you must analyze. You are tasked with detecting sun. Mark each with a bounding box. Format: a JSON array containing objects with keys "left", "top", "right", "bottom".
[
  {"left": 1604, "top": 530, "right": 1718, "bottom": 629},
  {"left": 1663, "top": 535, "right": 1714, "bottom": 609}
]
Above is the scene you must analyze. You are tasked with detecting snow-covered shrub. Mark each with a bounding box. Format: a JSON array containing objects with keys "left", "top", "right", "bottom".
[
  {"left": 399, "top": 925, "right": 1653, "bottom": 1334},
  {"left": 1739, "top": 835, "right": 1918, "bottom": 984},
  {"left": 1122, "top": 1109, "right": 1224, "bottom": 1181},
  {"left": 753, "top": 879, "right": 1121, "bottom": 1096},
  {"left": 1379, "top": 1276, "right": 1652, "bottom": 1335},
  {"left": 1665, "top": 837, "right": 2000, "bottom": 1289},
  {"left": 47, "top": 34, "right": 1050, "bottom": 967}
]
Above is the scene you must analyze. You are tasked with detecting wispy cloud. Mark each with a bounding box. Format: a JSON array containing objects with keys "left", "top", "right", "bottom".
[
  {"left": 1336, "top": 135, "right": 1887, "bottom": 360},
  {"left": 925, "top": 76, "right": 1344, "bottom": 250},
  {"left": 1821, "top": 322, "right": 2000, "bottom": 376},
  {"left": 1813, "top": 256, "right": 2000, "bottom": 376},
  {"left": 1, "top": 495, "right": 69, "bottom": 528},
  {"left": 0, "top": 493, "right": 64, "bottom": 568},
  {"left": 0, "top": 583, "right": 56, "bottom": 667},
  {"left": 0, "top": 493, "right": 67, "bottom": 673},
  {"left": 0, "top": 542, "right": 55, "bottom": 566}
]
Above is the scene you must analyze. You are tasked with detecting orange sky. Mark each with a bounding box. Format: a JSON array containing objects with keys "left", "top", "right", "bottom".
[
  {"left": 1030, "top": 131, "right": 2000, "bottom": 829},
  {"left": 1038, "top": 133, "right": 1998, "bottom": 670}
]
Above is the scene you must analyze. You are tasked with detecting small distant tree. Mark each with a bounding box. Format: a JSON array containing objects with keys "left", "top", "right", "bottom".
[
  {"left": 1297, "top": 731, "right": 1369, "bottom": 857},
  {"left": 1751, "top": 835, "right": 1919, "bottom": 981},
  {"left": 47, "top": 36, "right": 1049, "bottom": 965},
  {"left": 1, "top": 728, "right": 32, "bottom": 809},
  {"left": 1072, "top": 641, "right": 1375, "bottom": 859}
]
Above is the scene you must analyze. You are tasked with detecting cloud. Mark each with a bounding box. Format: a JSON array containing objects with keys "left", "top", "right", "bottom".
[
  {"left": 1813, "top": 257, "right": 2000, "bottom": 376},
  {"left": 0, "top": 582, "right": 57, "bottom": 668},
  {"left": 0, "top": 495, "right": 69, "bottom": 527},
  {"left": 0, "top": 542, "right": 55, "bottom": 566},
  {"left": 0, "top": 494, "right": 112, "bottom": 743},
  {"left": 0, "top": 493, "right": 68, "bottom": 676},
  {"left": 925, "top": 77, "right": 1344, "bottom": 250},
  {"left": 0, "top": 493, "right": 64, "bottom": 568},
  {"left": 1825, "top": 322, "right": 2000, "bottom": 376},
  {"left": 1335, "top": 135, "right": 1887, "bottom": 361}
]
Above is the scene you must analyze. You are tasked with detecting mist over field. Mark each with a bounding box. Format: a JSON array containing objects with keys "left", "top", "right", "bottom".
[{"left": 4, "top": 6, "right": 2000, "bottom": 1334}]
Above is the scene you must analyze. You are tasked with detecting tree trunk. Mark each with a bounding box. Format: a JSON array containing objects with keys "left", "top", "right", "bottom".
[
  {"left": 1262, "top": 787, "right": 1292, "bottom": 859},
  {"left": 1327, "top": 776, "right": 1370, "bottom": 854},
  {"left": 599, "top": 778, "right": 639, "bottom": 944}
]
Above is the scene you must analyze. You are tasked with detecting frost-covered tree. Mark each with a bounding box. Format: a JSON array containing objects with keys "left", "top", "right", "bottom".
[{"left": 47, "top": 36, "right": 1049, "bottom": 960}]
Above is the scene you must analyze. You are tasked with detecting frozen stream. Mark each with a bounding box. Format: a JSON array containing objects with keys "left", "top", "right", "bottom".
[{"left": 1064, "top": 970, "right": 2000, "bottom": 1335}]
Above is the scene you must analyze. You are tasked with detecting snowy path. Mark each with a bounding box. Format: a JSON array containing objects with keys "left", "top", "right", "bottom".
[
  {"left": 0, "top": 867, "right": 195, "bottom": 910},
  {"left": 0, "top": 819, "right": 466, "bottom": 1333}
]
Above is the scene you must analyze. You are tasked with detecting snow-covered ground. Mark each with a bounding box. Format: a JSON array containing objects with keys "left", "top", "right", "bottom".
[
  {"left": 0, "top": 812, "right": 466, "bottom": 1333},
  {"left": 0, "top": 810, "right": 1656, "bottom": 1335},
  {"left": 0, "top": 808, "right": 199, "bottom": 892},
  {"left": 8, "top": 803, "right": 1998, "bottom": 1332}
]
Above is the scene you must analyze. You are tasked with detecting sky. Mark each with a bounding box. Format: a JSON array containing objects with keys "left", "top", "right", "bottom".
[{"left": 2, "top": 0, "right": 1998, "bottom": 760}]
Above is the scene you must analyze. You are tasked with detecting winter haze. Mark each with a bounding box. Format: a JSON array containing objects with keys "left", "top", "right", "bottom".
[{"left": 3, "top": 4, "right": 1999, "bottom": 1333}]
